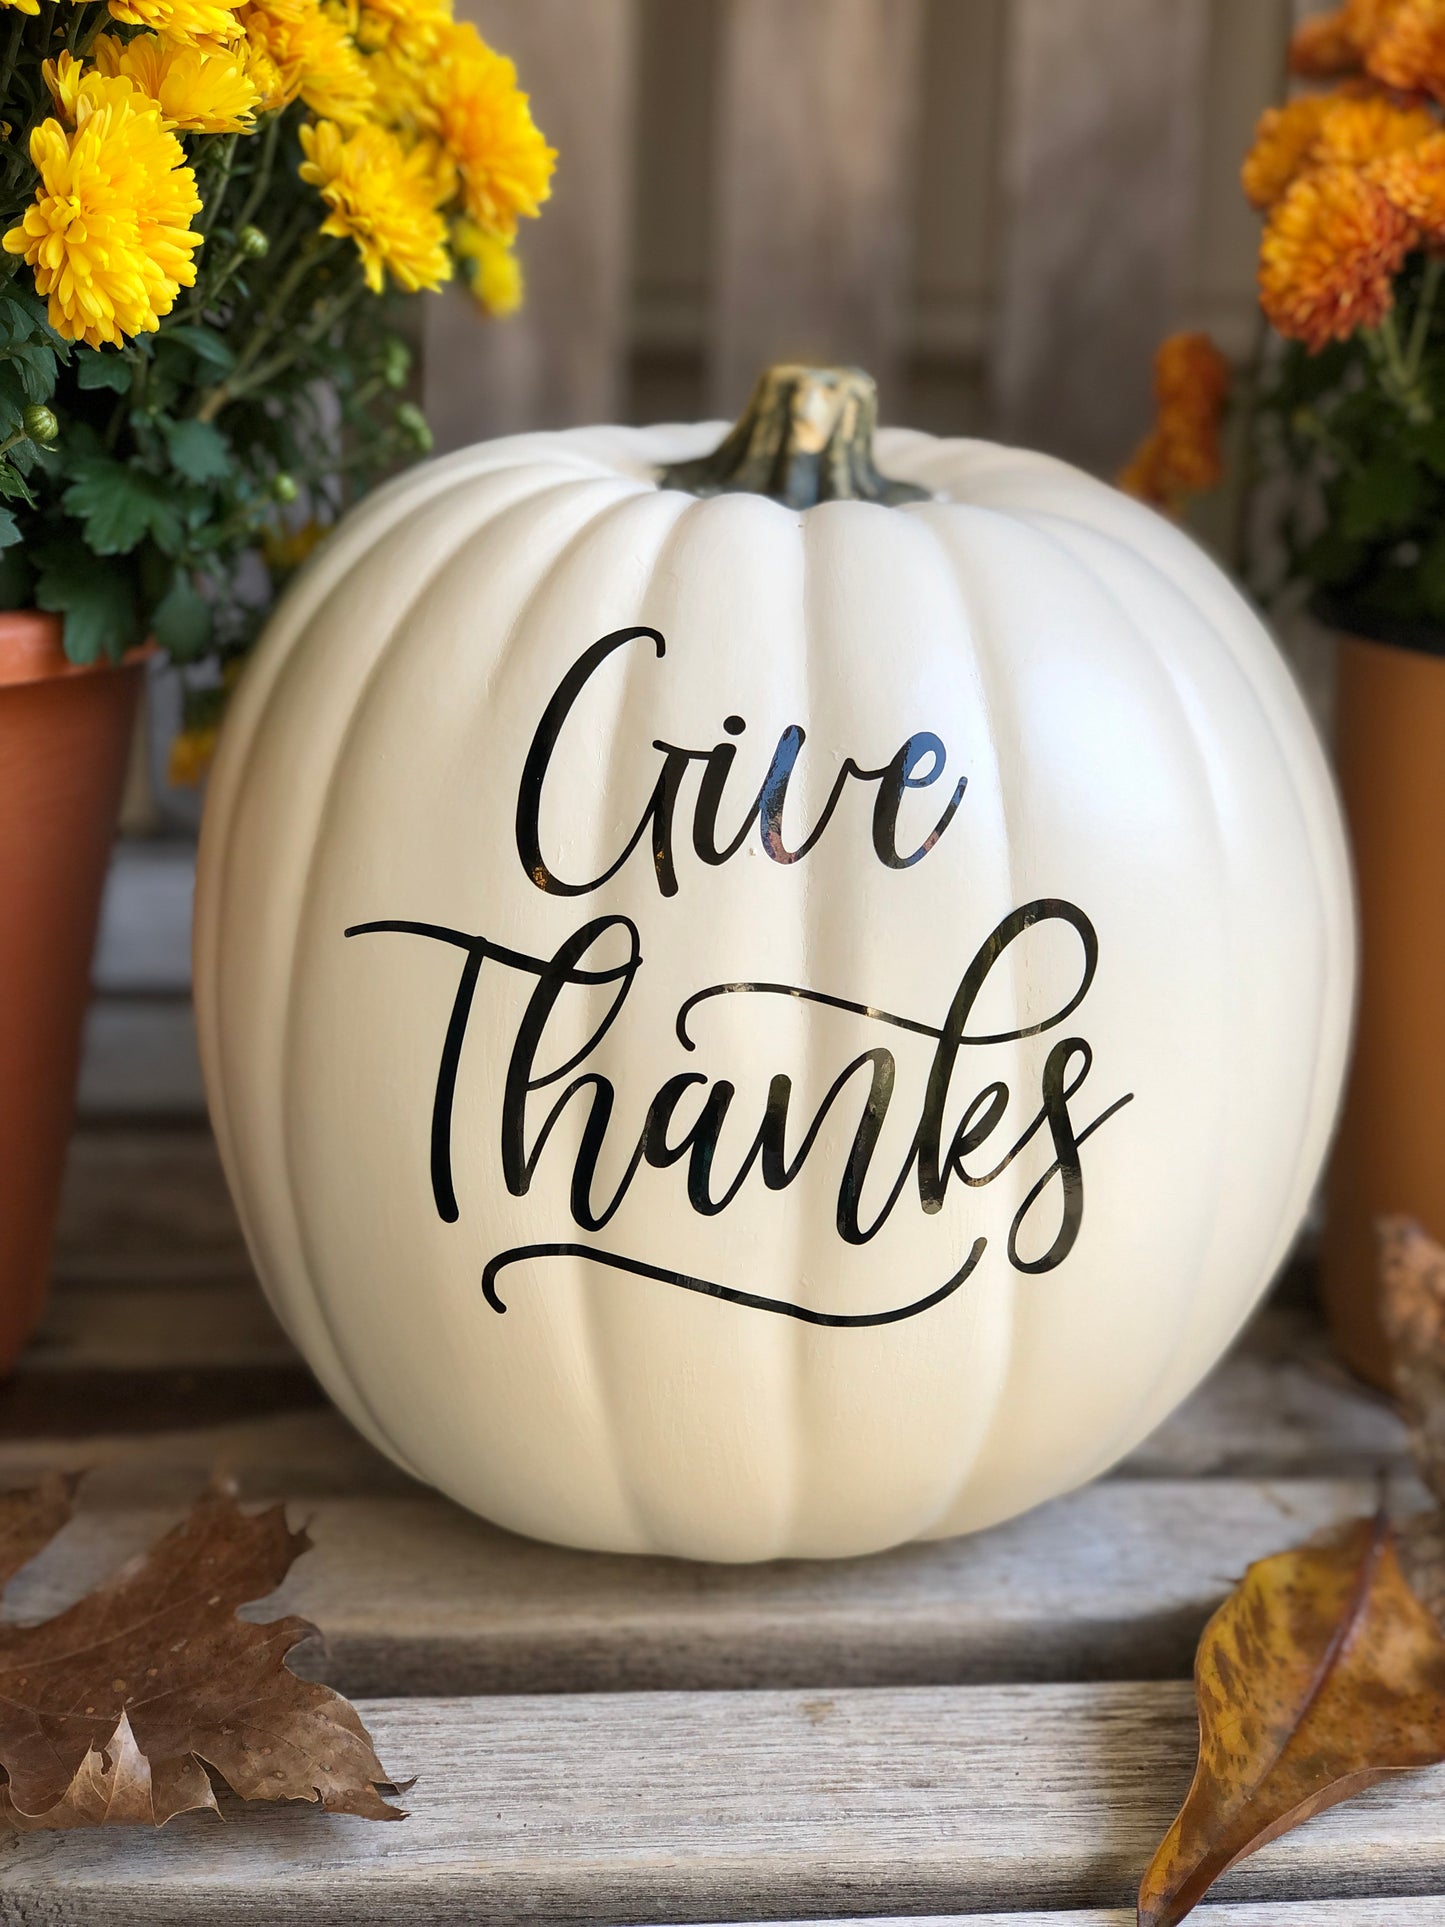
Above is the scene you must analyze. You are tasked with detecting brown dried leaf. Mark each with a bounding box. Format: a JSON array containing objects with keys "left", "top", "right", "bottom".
[
  {"left": 0, "top": 1475, "right": 77, "bottom": 1590},
  {"left": 0, "top": 1482, "right": 402, "bottom": 1830},
  {"left": 1378, "top": 1215, "right": 1445, "bottom": 1504},
  {"left": 1137, "top": 1512, "right": 1445, "bottom": 1927}
]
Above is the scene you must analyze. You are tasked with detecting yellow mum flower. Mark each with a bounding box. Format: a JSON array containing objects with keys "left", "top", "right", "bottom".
[
  {"left": 239, "top": 0, "right": 372, "bottom": 122},
  {"left": 431, "top": 21, "right": 554, "bottom": 238},
  {"left": 3, "top": 77, "right": 202, "bottom": 349},
  {"left": 366, "top": 42, "right": 436, "bottom": 140},
  {"left": 356, "top": 0, "right": 450, "bottom": 60},
  {"left": 453, "top": 216, "right": 521, "bottom": 316},
  {"left": 42, "top": 50, "right": 136, "bottom": 122},
  {"left": 1241, "top": 95, "right": 1335, "bottom": 209},
  {"left": 1260, "top": 162, "right": 1416, "bottom": 352},
  {"left": 1369, "top": 0, "right": 1445, "bottom": 100},
  {"left": 106, "top": 0, "right": 246, "bottom": 46},
  {"left": 0, "top": 0, "right": 41, "bottom": 19},
  {"left": 298, "top": 118, "right": 450, "bottom": 292},
  {"left": 93, "top": 32, "right": 258, "bottom": 132},
  {"left": 262, "top": 517, "right": 327, "bottom": 572},
  {"left": 168, "top": 724, "right": 219, "bottom": 788}
]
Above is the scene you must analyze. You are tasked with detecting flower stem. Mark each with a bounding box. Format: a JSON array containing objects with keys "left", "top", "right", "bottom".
[
  {"left": 193, "top": 237, "right": 347, "bottom": 421},
  {"left": 235, "top": 114, "right": 282, "bottom": 234},
  {"left": 1406, "top": 255, "right": 1444, "bottom": 385},
  {"left": 200, "top": 132, "right": 240, "bottom": 238},
  {"left": 1366, "top": 314, "right": 1433, "bottom": 426}
]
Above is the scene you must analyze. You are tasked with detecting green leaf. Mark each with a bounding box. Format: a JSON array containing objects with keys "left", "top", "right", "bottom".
[
  {"left": 0, "top": 462, "right": 36, "bottom": 507},
  {"left": 0, "top": 507, "right": 22, "bottom": 550},
  {"left": 1340, "top": 456, "right": 1426, "bottom": 542},
  {"left": 62, "top": 456, "right": 185, "bottom": 556},
  {"left": 77, "top": 353, "right": 134, "bottom": 394},
  {"left": 0, "top": 364, "right": 27, "bottom": 441},
  {"left": 162, "top": 324, "right": 236, "bottom": 373},
  {"left": 149, "top": 573, "right": 212, "bottom": 658},
  {"left": 164, "top": 417, "right": 231, "bottom": 485},
  {"left": 12, "top": 339, "right": 58, "bottom": 401},
  {"left": 35, "top": 547, "right": 137, "bottom": 665}
]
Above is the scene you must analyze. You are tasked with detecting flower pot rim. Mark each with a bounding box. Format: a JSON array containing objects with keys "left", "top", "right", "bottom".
[{"left": 0, "top": 610, "right": 154, "bottom": 691}]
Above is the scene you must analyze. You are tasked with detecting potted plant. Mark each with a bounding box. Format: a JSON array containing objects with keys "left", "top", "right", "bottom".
[
  {"left": 1122, "top": 0, "right": 1445, "bottom": 1387},
  {"left": 0, "top": 0, "right": 553, "bottom": 1372}
]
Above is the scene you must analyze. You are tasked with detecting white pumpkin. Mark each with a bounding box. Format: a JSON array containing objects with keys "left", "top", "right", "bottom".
[{"left": 195, "top": 366, "right": 1353, "bottom": 1562}]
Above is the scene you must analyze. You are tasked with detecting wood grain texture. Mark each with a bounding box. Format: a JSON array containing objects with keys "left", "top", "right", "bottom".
[
  {"left": 709, "top": 0, "right": 925, "bottom": 418},
  {"left": 0, "top": 1478, "right": 1414, "bottom": 1698},
  {"left": 53, "top": 1129, "right": 248, "bottom": 1284},
  {"left": 422, "top": 0, "right": 636, "bottom": 452},
  {"left": 991, "top": 0, "right": 1210, "bottom": 473},
  {"left": 3, "top": 1682, "right": 1445, "bottom": 1923}
]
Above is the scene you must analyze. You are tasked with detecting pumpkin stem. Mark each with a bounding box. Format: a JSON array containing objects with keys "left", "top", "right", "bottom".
[{"left": 657, "top": 364, "right": 929, "bottom": 509}]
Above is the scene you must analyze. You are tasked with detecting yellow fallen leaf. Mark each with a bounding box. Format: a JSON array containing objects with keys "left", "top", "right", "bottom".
[{"left": 1138, "top": 1510, "right": 1445, "bottom": 1927}]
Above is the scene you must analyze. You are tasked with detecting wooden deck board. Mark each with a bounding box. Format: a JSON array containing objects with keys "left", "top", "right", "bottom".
[
  {"left": 0, "top": 1477, "right": 1416, "bottom": 1697},
  {"left": 6, "top": 1118, "right": 1429, "bottom": 1920},
  {"left": 3, "top": 1683, "right": 1445, "bottom": 1924}
]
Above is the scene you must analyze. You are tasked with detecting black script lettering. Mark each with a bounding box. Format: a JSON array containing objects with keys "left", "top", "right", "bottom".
[
  {"left": 346, "top": 897, "right": 1133, "bottom": 1312},
  {"left": 515, "top": 627, "right": 967, "bottom": 898}
]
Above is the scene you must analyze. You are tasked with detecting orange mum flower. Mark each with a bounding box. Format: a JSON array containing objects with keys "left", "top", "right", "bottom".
[
  {"left": 1291, "top": 0, "right": 1407, "bottom": 75},
  {"left": 1242, "top": 94, "right": 1335, "bottom": 208},
  {"left": 1118, "top": 333, "right": 1231, "bottom": 514},
  {"left": 1312, "top": 94, "right": 1435, "bottom": 166},
  {"left": 1290, "top": 12, "right": 1363, "bottom": 77},
  {"left": 1369, "top": 0, "right": 1445, "bottom": 99},
  {"left": 1378, "top": 126, "right": 1445, "bottom": 238},
  {"left": 1243, "top": 92, "right": 1432, "bottom": 210},
  {"left": 1260, "top": 163, "right": 1417, "bottom": 351}
]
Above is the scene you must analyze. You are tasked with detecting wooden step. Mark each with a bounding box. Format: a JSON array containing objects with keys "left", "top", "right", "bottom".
[
  {"left": 0, "top": 1477, "right": 1415, "bottom": 1698},
  {"left": 3, "top": 1682, "right": 1444, "bottom": 1923}
]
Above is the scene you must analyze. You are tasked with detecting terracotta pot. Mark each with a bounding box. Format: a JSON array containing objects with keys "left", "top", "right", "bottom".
[
  {"left": 0, "top": 613, "right": 146, "bottom": 1373},
  {"left": 1322, "top": 633, "right": 1445, "bottom": 1388}
]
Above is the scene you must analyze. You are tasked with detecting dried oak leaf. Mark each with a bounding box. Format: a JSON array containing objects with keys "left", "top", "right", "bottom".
[
  {"left": 1138, "top": 1510, "right": 1445, "bottom": 1927},
  {"left": 0, "top": 1482, "right": 402, "bottom": 1829}
]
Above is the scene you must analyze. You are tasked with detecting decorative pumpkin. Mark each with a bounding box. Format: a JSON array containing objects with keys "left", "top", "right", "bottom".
[{"left": 195, "top": 365, "right": 1354, "bottom": 1562}]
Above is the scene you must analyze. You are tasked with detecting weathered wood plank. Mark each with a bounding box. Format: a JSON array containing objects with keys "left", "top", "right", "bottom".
[
  {"left": 0, "top": 1408, "right": 414, "bottom": 1504},
  {"left": 710, "top": 0, "right": 926, "bottom": 418},
  {"left": 991, "top": 0, "right": 1211, "bottom": 474},
  {"left": 0, "top": 1478, "right": 1413, "bottom": 1697},
  {"left": 53, "top": 1128, "right": 247, "bottom": 1284},
  {"left": 75, "top": 998, "right": 203, "bottom": 1120},
  {"left": 93, "top": 839, "right": 194, "bottom": 995},
  {"left": 3, "top": 1682, "right": 1444, "bottom": 1922},
  {"left": 423, "top": 0, "right": 637, "bottom": 452},
  {"left": 1126, "top": 1297, "right": 1404, "bottom": 1479}
]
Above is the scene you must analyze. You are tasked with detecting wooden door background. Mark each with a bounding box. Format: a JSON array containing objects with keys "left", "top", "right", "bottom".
[{"left": 428, "top": 0, "right": 1304, "bottom": 483}]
